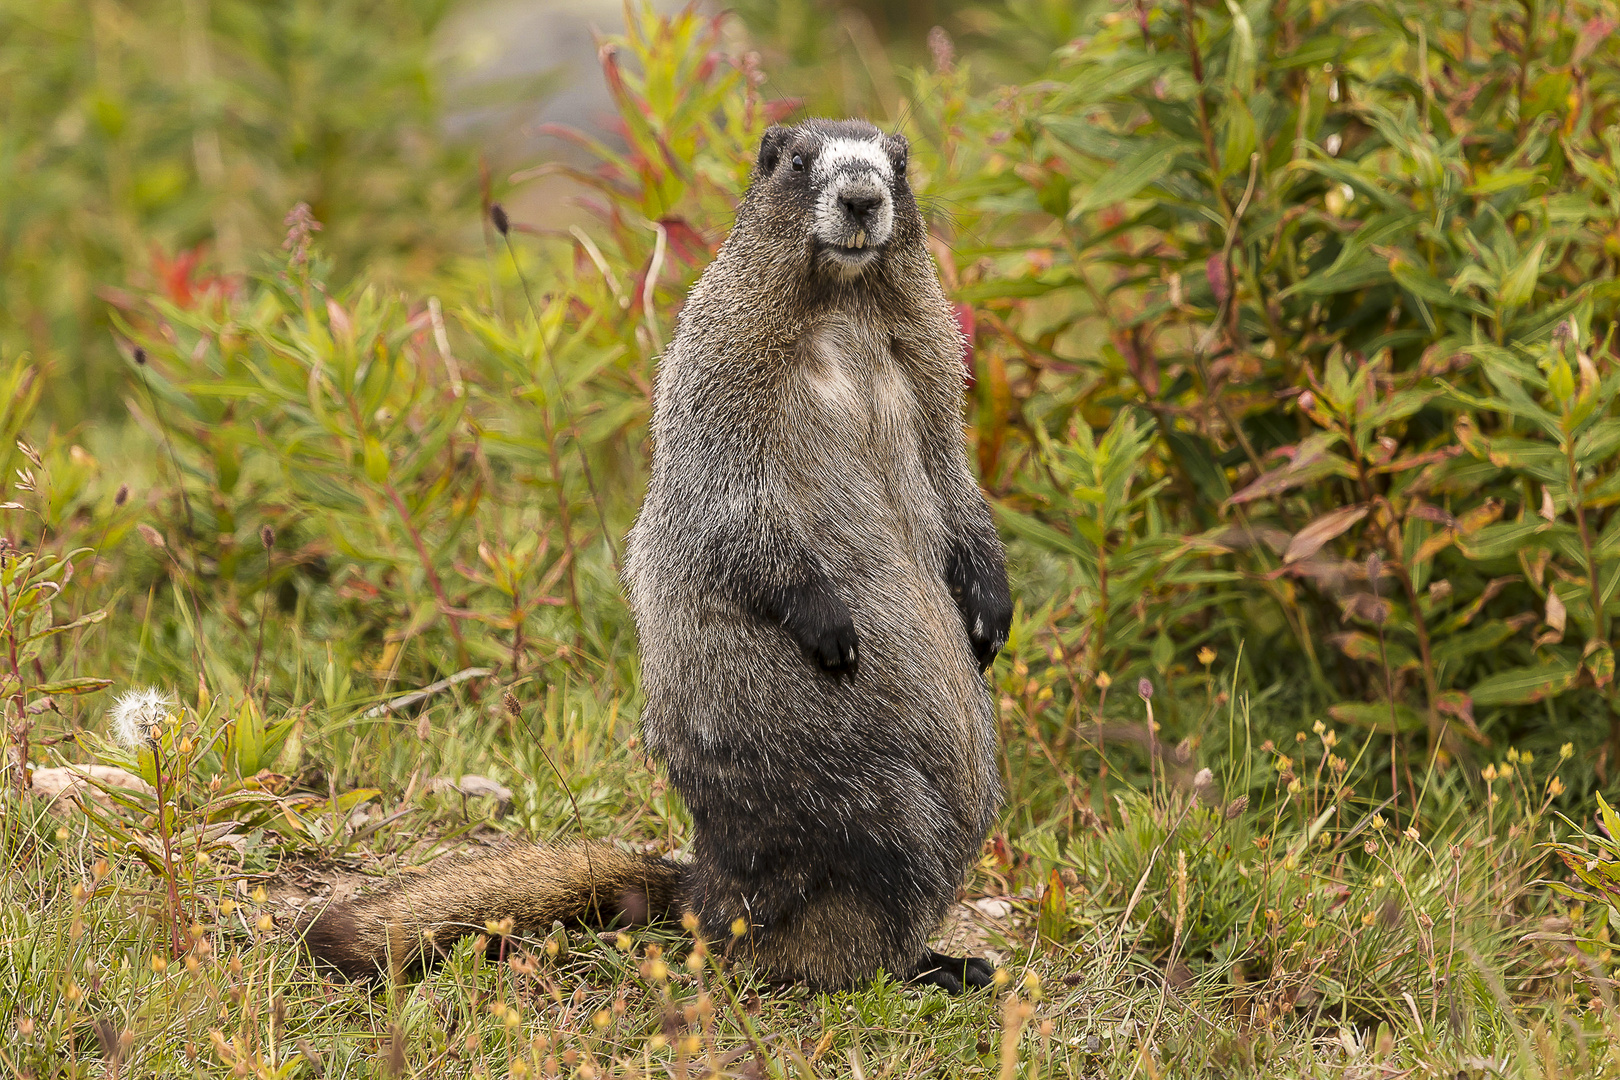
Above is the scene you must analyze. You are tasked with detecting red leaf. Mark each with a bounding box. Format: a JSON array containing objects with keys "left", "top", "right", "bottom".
[
  {"left": 1433, "top": 690, "right": 1485, "bottom": 741},
  {"left": 1406, "top": 501, "right": 1459, "bottom": 528},
  {"left": 1228, "top": 433, "right": 1350, "bottom": 505},
  {"left": 1206, "top": 254, "right": 1229, "bottom": 305},
  {"left": 764, "top": 97, "right": 803, "bottom": 123},
  {"left": 1283, "top": 504, "right": 1369, "bottom": 564},
  {"left": 1575, "top": 16, "right": 1617, "bottom": 65},
  {"left": 955, "top": 304, "right": 977, "bottom": 387},
  {"left": 657, "top": 217, "right": 712, "bottom": 266},
  {"left": 599, "top": 43, "right": 628, "bottom": 109},
  {"left": 1116, "top": 326, "right": 1159, "bottom": 397}
]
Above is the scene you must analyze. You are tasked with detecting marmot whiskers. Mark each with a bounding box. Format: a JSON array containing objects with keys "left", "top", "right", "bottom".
[{"left": 301, "top": 118, "right": 1012, "bottom": 993}]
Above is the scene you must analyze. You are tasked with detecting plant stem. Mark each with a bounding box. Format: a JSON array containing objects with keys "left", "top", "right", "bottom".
[
  {"left": 381, "top": 479, "right": 469, "bottom": 666},
  {"left": 152, "top": 745, "right": 188, "bottom": 957},
  {"left": 1567, "top": 442, "right": 1608, "bottom": 645},
  {"left": 1181, "top": 0, "right": 1234, "bottom": 219},
  {"left": 1391, "top": 553, "right": 1443, "bottom": 753},
  {"left": 248, "top": 543, "right": 271, "bottom": 700},
  {"left": 502, "top": 230, "right": 621, "bottom": 581},
  {"left": 1565, "top": 431, "right": 1614, "bottom": 759},
  {"left": 532, "top": 404, "right": 585, "bottom": 629}
]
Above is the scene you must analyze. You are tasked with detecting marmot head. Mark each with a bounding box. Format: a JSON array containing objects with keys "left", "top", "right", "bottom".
[{"left": 747, "top": 119, "right": 917, "bottom": 281}]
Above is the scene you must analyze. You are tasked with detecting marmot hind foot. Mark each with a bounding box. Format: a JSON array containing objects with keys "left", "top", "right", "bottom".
[{"left": 909, "top": 949, "right": 996, "bottom": 994}]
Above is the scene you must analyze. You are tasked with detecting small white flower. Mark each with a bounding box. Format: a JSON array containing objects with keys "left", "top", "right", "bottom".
[{"left": 110, "top": 688, "right": 173, "bottom": 748}]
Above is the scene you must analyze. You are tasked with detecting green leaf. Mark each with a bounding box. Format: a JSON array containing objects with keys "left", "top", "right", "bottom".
[
  {"left": 229, "top": 698, "right": 270, "bottom": 776},
  {"left": 1151, "top": 631, "right": 1174, "bottom": 673},
  {"left": 1600, "top": 794, "right": 1620, "bottom": 856},
  {"left": 1468, "top": 657, "right": 1579, "bottom": 706},
  {"left": 1431, "top": 621, "right": 1517, "bottom": 665},
  {"left": 1586, "top": 643, "right": 1615, "bottom": 688},
  {"left": 362, "top": 436, "right": 390, "bottom": 484},
  {"left": 1072, "top": 140, "right": 1186, "bottom": 215},
  {"left": 1287, "top": 155, "right": 1406, "bottom": 211},
  {"left": 1220, "top": 95, "right": 1257, "bottom": 179},
  {"left": 1281, "top": 251, "right": 1390, "bottom": 298},
  {"left": 1454, "top": 521, "right": 1551, "bottom": 561},
  {"left": 1360, "top": 393, "right": 1438, "bottom": 440},
  {"left": 1042, "top": 118, "right": 1128, "bottom": 160},
  {"left": 1485, "top": 438, "right": 1567, "bottom": 484},
  {"left": 1576, "top": 420, "right": 1620, "bottom": 467},
  {"left": 993, "top": 505, "right": 1090, "bottom": 562},
  {"left": 29, "top": 608, "right": 109, "bottom": 641},
  {"left": 1330, "top": 632, "right": 1417, "bottom": 669},
  {"left": 1389, "top": 257, "right": 1492, "bottom": 317},
  {"left": 1329, "top": 701, "right": 1425, "bottom": 734},
  {"left": 1224, "top": 1, "right": 1256, "bottom": 92},
  {"left": 1048, "top": 57, "right": 1166, "bottom": 110},
  {"left": 1499, "top": 239, "right": 1545, "bottom": 309},
  {"left": 955, "top": 275, "right": 1081, "bottom": 303},
  {"left": 34, "top": 677, "right": 113, "bottom": 695},
  {"left": 1548, "top": 359, "right": 1575, "bottom": 403},
  {"left": 1164, "top": 430, "right": 1232, "bottom": 503},
  {"left": 1465, "top": 168, "right": 1547, "bottom": 195}
]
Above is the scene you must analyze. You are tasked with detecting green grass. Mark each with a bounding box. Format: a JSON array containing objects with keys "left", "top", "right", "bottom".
[{"left": 5, "top": 656, "right": 1615, "bottom": 1079}]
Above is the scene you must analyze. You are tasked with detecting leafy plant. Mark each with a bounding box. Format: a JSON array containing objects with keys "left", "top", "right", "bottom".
[
  {"left": 0, "top": 0, "right": 486, "bottom": 426},
  {"left": 908, "top": 0, "right": 1620, "bottom": 785}
]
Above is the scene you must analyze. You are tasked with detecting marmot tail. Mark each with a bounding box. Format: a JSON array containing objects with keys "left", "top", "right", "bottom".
[{"left": 299, "top": 843, "right": 684, "bottom": 980}]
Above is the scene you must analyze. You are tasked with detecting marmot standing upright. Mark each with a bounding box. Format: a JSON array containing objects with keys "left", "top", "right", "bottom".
[{"left": 301, "top": 118, "right": 1012, "bottom": 993}]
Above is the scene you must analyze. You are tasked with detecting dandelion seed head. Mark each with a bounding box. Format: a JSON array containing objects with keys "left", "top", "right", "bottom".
[{"left": 110, "top": 687, "right": 173, "bottom": 748}]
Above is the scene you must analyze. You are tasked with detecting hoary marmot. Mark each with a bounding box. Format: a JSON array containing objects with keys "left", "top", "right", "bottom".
[{"left": 301, "top": 118, "right": 1012, "bottom": 993}]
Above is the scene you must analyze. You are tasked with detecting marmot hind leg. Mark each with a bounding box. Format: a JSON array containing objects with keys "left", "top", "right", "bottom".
[
  {"left": 742, "top": 912, "right": 995, "bottom": 994},
  {"left": 703, "top": 881, "right": 995, "bottom": 994},
  {"left": 727, "top": 892, "right": 922, "bottom": 991}
]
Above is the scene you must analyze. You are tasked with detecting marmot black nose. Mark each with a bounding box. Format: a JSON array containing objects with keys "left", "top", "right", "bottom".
[{"left": 839, "top": 192, "right": 883, "bottom": 222}]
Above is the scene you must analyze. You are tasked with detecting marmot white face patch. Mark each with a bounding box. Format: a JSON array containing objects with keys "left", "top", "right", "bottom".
[{"left": 812, "top": 137, "right": 895, "bottom": 183}]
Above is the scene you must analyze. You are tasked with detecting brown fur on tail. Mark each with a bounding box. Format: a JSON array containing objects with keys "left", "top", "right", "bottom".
[{"left": 300, "top": 842, "right": 685, "bottom": 980}]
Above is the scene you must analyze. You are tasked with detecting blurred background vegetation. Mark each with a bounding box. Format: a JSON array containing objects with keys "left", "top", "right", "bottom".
[
  {"left": 7, "top": 0, "right": 1618, "bottom": 798},
  {"left": 4, "top": 1, "right": 1620, "bottom": 1071}
]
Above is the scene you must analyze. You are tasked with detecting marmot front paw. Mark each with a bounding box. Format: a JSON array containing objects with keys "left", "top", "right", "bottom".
[
  {"left": 948, "top": 549, "right": 1012, "bottom": 670},
  {"left": 782, "top": 591, "right": 860, "bottom": 676}
]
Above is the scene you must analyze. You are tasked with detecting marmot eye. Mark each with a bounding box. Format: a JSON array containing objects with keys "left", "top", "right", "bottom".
[{"left": 791, "top": 154, "right": 804, "bottom": 172}]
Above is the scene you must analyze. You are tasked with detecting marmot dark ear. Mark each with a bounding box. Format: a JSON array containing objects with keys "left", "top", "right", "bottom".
[{"left": 757, "top": 126, "right": 790, "bottom": 175}]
